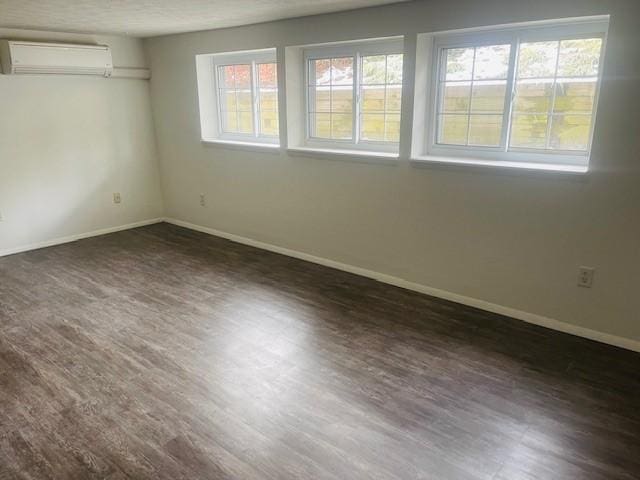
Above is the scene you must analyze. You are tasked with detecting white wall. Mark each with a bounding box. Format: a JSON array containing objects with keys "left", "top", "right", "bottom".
[
  {"left": 144, "top": 0, "right": 638, "bottom": 347},
  {"left": 0, "top": 28, "right": 164, "bottom": 255}
]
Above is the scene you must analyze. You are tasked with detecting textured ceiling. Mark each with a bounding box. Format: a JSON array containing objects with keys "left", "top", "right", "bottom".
[{"left": 0, "top": 0, "right": 408, "bottom": 38}]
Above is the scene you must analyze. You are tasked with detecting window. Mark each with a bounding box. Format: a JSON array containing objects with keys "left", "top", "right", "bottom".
[
  {"left": 304, "top": 39, "right": 404, "bottom": 153},
  {"left": 196, "top": 49, "right": 279, "bottom": 146},
  {"left": 427, "top": 20, "right": 607, "bottom": 168}
]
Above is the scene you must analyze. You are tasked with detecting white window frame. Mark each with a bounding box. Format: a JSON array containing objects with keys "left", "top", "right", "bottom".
[
  {"left": 211, "top": 49, "right": 279, "bottom": 145},
  {"left": 303, "top": 38, "right": 404, "bottom": 154},
  {"left": 426, "top": 19, "right": 608, "bottom": 167}
]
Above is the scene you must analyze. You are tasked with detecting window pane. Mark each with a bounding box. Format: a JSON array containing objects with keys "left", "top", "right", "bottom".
[
  {"left": 362, "top": 86, "right": 385, "bottom": 112},
  {"left": 257, "top": 63, "right": 278, "bottom": 137},
  {"left": 331, "top": 57, "right": 353, "bottom": 85},
  {"left": 438, "top": 114, "right": 468, "bottom": 145},
  {"left": 360, "top": 53, "right": 402, "bottom": 144},
  {"left": 468, "top": 115, "right": 502, "bottom": 146},
  {"left": 217, "top": 64, "right": 253, "bottom": 135},
  {"left": 470, "top": 81, "right": 506, "bottom": 113},
  {"left": 474, "top": 45, "right": 510, "bottom": 80},
  {"left": 331, "top": 113, "right": 353, "bottom": 139},
  {"left": 437, "top": 43, "right": 513, "bottom": 147},
  {"left": 553, "top": 80, "right": 596, "bottom": 113},
  {"left": 510, "top": 114, "right": 548, "bottom": 148},
  {"left": 445, "top": 48, "right": 474, "bottom": 81},
  {"left": 550, "top": 115, "right": 591, "bottom": 150},
  {"left": 260, "top": 111, "right": 279, "bottom": 136},
  {"left": 385, "top": 114, "right": 401, "bottom": 142},
  {"left": 311, "top": 86, "right": 330, "bottom": 112},
  {"left": 312, "top": 112, "right": 331, "bottom": 138},
  {"left": 220, "top": 65, "right": 236, "bottom": 88},
  {"left": 258, "top": 63, "right": 277, "bottom": 87},
  {"left": 513, "top": 80, "right": 553, "bottom": 113},
  {"left": 517, "top": 41, "right": 559, "bottom": 78},
  {"left": 309, "top": 57, "right": 355, "bottom": 141},
  {"left": 234, "top": 64, "right": 251, "bottom": 88},
  {"left": 314, "top": 59, "right": 330, "bottom": 85},
  {"left": 509, "top": 36, "right": 602, "bottom": 152},
  {"left": 362, "top": 55, "right": 386, "bottom": 84},
  {"left": 387, "top": 54, "right": 403, "bottom": 84},
  {"left": 441, "top": 82, "right": 471, "bottom": 113},
  {"left": 386, "top": 85, "right": 402, "bottom": 111},
  {"left": 331, "top": 87, "right": 352, "bottom": 113},
  {"left": 557, "top": 38, "right": 602, "bottom": 77},
  {"left": 238, "top": 111, "right": 253, "bottom": 134},
  {"left": 237, "top": 90, "right": 252, "bottom": 111},
  {"left": 361, "top": 113, "right": 385, "bottom": 141}
]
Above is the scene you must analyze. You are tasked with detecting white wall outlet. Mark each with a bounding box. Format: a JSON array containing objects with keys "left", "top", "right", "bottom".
[
  {"left": 199, "top": 193, "right": 206, "bottom": 207},
  {"left": 578, "top": 266, "right": 595, "bottom": 288},
  {"left": 113, "top": 192, "right": 122, "bottom": 204}
]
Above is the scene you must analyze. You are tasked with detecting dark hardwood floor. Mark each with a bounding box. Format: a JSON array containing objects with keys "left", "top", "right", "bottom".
[{"left": 0, "top": 223, "right": 639, "bottom": 479}]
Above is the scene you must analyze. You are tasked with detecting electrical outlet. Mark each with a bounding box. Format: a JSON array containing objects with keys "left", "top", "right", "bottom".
[
  {"left": 578, "top": 266, "right": 595, "bottom": 288},
  {"left": 199, "top": 194, "right": 206, "bottom": 207},
  {"left": 113, "top": 192, "right": 121, "bottom": 204}
]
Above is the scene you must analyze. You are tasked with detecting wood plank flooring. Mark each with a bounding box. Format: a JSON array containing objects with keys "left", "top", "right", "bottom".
[{"left": 0, "top": 222, "right": 639, "bottom": 479}]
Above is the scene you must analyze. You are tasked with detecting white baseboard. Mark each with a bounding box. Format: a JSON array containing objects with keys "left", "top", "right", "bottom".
[
  {"left": 0, "top": 217, "right": 164, "bottom": 258},
  {"left": 164, "top": 217, "right": 640, "bottom": 353}
]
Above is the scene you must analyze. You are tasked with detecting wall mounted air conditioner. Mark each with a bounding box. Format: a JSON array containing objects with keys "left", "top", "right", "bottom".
[{"left": 0, "top": 40, "right": 113, "bottom": 77}]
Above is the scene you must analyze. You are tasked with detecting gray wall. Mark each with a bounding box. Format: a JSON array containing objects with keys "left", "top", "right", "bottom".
[
  {"left": 0, "top": 28, "right": 164, "bottom": 254},
  {"left": 144, "top": 0, "right": 640, "bottom": 345}
]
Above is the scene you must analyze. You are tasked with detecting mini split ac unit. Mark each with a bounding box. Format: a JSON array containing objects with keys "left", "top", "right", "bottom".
[{"left": 0, "top": 40, "right": 113, "bottom": 77}]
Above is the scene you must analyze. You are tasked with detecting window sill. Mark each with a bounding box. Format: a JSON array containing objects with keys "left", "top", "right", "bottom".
[
  {"left": 202, "top": 139, "right": 281, "bottom": 153},
  {"left": 410, "top": 155, "right": 589, "bottom": 175},
  {"left": 287, "top": 147, "right": 399, "bottom": 165}
]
